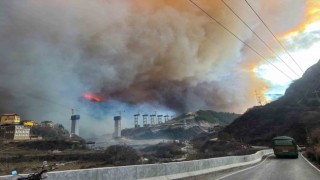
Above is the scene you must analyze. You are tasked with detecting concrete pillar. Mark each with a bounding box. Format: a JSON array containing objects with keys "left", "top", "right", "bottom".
[
  {"left": 114, "top": 116, "right": 121, "bottom": 138},
  {"left": 71, "top": 115, "right": 80, "bottom": 137}
]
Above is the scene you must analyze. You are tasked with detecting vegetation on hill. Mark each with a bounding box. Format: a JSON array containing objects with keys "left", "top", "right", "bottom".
[
  {"left": 195, "top": 110, "right": 240, "bottom": 126},
  {"left": 122, "top": 126, "right": 203, "bottom": 140},
  {"left": 103, "top": 145, "right": 140, "bottom": 166},
  {"left": 141, "top": 143, "right": 184, "bottom": 163},
  {"left": 220, "top": 60, "right": 320, "bottom": 145},
  {"left": 306, "top": 128, "right": 320, "bottom": 166},
  {"left": 29, "top": 124, "right": 86, "bottom": 149},
  {"left": 189, "top": 139, "right": 258, "bottom": 160},
  {"left": 31, "top": 124, "right": 70, "bottom": 140}
]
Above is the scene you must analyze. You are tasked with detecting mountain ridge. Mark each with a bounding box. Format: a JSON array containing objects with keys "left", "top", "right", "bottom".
[{"left": 220, "top": 60, "right": 320, "bottom": 145}]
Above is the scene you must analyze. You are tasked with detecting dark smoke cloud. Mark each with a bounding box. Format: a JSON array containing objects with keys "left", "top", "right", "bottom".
[{"left": 0, "top": 0, "right": 306, "bottom": 136}]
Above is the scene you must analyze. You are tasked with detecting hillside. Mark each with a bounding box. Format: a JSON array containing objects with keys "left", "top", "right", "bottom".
[
  {"left": 220, "top": 60, "right": 320, "bottom": 145},
  {"left": 194, "top": 110, "right": 239, "bottom": 126},
  {"left": 122, "top": 110, "right": 239, "bottom": 140},
  {"left": 122, "top": 126, "right": 204, "bottom": 140}
]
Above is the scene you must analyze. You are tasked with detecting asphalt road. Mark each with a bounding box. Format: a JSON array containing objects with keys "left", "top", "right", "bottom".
[{"left": 218, "top": 154, "right": 320, "bottom": 180}]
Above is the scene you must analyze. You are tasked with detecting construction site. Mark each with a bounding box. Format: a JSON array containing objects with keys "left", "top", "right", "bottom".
[{"left": 121, "top": 111, "right": 226, "bottom": 140}]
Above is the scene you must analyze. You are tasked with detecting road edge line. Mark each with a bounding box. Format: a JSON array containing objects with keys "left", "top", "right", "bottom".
[
  {"left": 301, "top": 153, "right": 320, "bottom": 173},
  {"left": 215, "top": 153, "right": 273, "bottom": 180}
]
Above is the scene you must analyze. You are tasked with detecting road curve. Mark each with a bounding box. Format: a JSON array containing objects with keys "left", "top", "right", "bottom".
[{"left": 218, "top": 154, "right": 320, "bottom": 180}]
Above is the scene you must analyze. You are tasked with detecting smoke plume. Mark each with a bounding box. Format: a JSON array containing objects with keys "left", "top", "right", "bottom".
[{"left": 0, "top": 0, "right": 307, "bottom": 136}]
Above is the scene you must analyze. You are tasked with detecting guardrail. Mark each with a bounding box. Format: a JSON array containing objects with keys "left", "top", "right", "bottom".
[{"left": 0, "top": 149, "right": 273, "bottom": 180}]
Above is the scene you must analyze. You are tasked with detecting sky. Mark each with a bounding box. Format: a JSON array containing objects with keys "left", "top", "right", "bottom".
[
  {"left": 0, "top": 0, "right": 320, "bottom": 137},
  {"left": 256, "top": 36, "right": 320, "bottom": 102},
  {"left": 253, "top": 0, "right": 320, "bottom": 102},
  {"left": 255, "top": 22, "right": 320, "bottom": 102}
]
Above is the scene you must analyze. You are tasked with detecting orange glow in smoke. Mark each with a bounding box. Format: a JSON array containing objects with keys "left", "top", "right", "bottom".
[
  {"left": 82, "top": 93, "right": 104, "bottom": 102},
  {"left": 284, "top": 0, "right": 320, "bottom": 36}
]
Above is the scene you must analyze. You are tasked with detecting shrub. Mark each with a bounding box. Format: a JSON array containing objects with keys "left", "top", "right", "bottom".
[{"left": 104, "top": 145, "right": 140, "bottom": 166}]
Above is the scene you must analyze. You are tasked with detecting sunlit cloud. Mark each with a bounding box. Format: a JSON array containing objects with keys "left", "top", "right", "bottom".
[{"left": 256, "top": 21, "right": 320, "bottom": 101}]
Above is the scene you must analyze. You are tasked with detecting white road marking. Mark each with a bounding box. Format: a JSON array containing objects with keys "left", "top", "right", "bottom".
[
  {"left": 301, "top": 153, "right": 320, "bottom": 173},
  {"left": 216, "top": 154, "right": 273, "bottom": 180}
]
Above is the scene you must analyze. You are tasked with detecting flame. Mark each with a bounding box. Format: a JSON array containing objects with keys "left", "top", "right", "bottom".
[{"left": 82, "top": 93, "right": 104, "bottom": 102}]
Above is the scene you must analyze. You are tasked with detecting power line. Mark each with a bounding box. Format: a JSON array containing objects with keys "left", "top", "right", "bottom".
[
  {"left": 188, "top": 0, "right": 294, "bottom": 81},
  {"left": 244, "top": 0, "right": 304, "bottom": 73},
  {"left": 220, "top": 0, "right": 300, "bottom": 78}
]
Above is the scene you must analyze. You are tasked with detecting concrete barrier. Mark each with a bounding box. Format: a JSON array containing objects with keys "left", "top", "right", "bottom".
[{"left": 0, "top": 149, "right": 273, "bottom": 180}]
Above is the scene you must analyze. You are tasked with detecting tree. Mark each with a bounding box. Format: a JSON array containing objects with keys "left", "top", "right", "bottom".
[{"left": 31, "top": 124, "right": 70, "bottom": 140}]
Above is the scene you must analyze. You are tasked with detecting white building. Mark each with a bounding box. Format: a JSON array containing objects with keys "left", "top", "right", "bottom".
[{"left": 0, "top": 125, "right": 30, "bottom": 140}]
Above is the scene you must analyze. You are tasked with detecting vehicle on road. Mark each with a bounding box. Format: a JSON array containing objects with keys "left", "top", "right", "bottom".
[
  {"left": 272, "top": 136, "right": 298, "bottom": 158},
  {"left": 297, "top": 144, "right": 306, "bottom": 152}
]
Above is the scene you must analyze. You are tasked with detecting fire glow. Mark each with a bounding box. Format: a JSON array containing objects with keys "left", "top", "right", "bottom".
[
  {"left": 282, "top": 0, "right": 320, "bottom": 36},
  {"left": 82, "top": 93, "right": 104, "bottom": 102}
]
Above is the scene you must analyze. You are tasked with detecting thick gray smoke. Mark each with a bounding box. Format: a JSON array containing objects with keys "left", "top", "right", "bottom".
[{"left": 0, "top": 0, "right": 306, "bottom": 137}]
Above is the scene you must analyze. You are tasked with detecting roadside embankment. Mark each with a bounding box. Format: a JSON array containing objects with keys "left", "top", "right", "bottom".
[{"left": 0, "top": 149, "right": 272, "bottom": 180}]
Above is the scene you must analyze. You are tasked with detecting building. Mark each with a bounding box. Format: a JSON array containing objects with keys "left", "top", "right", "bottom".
[
  {"left": 0, "top": 114, "right": 21, "bottom": 125},
  {"left": 40, "top": 121, "right": 54, "bottom": 128},
  {"left": 22, "top": 120, "right": 38, "bottom": 127},
  {"left": 0, "top": 125, "right": 30, "bottom": 140}
]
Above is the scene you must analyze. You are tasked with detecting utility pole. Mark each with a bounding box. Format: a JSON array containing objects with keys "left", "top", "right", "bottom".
[{"left": 255, "top": 90, "right": 262, "bottom": 106}]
